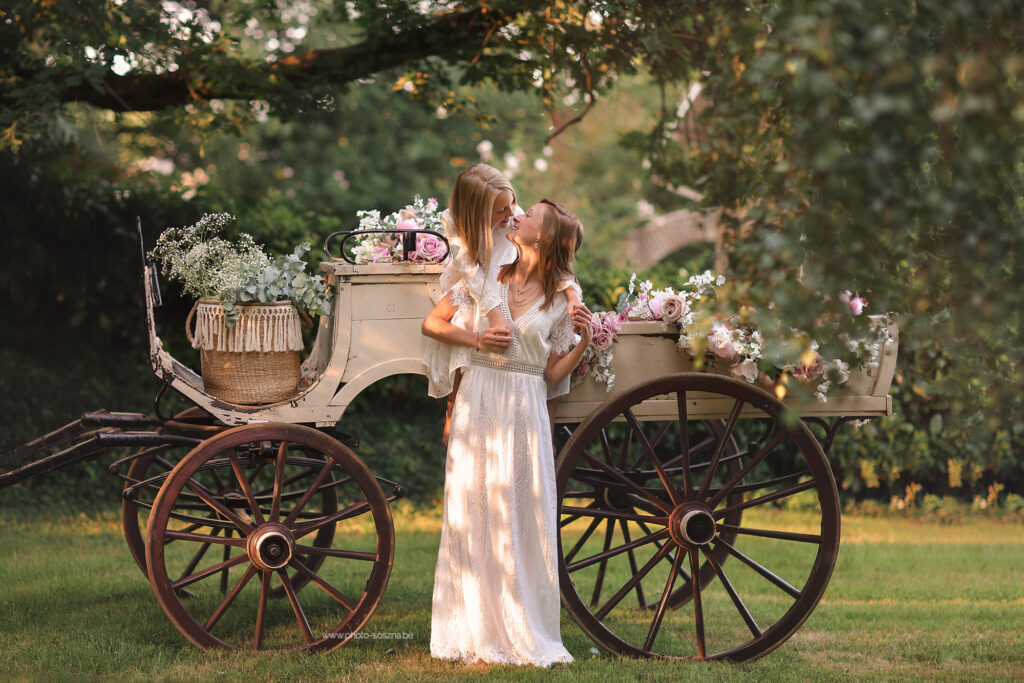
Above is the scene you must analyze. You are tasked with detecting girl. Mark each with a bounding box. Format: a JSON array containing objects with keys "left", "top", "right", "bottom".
[
  {"left": 422, "top": 199, "right": 592, "bottom": 667},
  {"left": 423, "top": 164, "right": 582, "bottom": 445}
]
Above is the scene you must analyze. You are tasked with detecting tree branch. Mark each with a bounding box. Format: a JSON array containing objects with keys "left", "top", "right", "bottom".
[{"left": 51, "top": 5, "right": 518, "bottom": 112}]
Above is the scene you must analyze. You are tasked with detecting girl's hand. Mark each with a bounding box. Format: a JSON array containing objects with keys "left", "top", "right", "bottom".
[
  {"left": 477, "top": 327, "right": 512, "bottom": 351},
  {"left": 572, "top": 305, "right": 593, "bottom": 346}
]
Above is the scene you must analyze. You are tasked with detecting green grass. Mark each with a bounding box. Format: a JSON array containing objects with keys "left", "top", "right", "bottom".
[{"left": 0, "top": 503, "right": 1022, "bottom": 681}]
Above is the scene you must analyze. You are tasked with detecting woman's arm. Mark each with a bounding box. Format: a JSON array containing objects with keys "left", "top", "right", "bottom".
[
  {"left": 545, "top": 305, "right": 593, "bottom": 386},
  {"left": 422, "top": 290, "right": 511, "bottom": 352}
]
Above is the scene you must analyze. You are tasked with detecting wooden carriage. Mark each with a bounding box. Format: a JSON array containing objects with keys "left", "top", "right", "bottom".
[{"left": 1, "top": 228, "right": 897, "bottom": 662}]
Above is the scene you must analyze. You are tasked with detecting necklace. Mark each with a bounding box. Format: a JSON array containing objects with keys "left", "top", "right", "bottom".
[{"left": 508, "top": 273, "right": 543, "bottom": 308}]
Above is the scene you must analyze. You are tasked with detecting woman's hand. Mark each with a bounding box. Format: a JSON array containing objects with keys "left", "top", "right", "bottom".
[
  {"left": 477, "top": 327, "right": 512, "bottom": 351},
  {"left": 572, "top": 304, "right": 593, "bottom": 347}
]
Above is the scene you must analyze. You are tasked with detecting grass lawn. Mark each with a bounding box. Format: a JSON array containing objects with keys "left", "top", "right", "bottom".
[{"left": 0, "top": 501, "right": 1021, "bottom": 681}]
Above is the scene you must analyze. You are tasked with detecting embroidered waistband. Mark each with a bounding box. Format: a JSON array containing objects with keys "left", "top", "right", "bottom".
[{"left": 470, "top": 352, "right": 545, "bottom": 377}]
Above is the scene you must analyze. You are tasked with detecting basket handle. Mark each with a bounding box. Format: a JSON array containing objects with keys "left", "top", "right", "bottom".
[
  {"left": 295, "top": 304, "right": 313, "bottom": 329},
  {"left": 184, "top": 300, "right": 199, "bottom": 346}
]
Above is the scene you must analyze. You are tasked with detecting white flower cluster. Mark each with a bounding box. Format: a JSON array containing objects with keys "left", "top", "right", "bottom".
[{"left": 149, "top": 213, "right": 270, "bottom": 302}]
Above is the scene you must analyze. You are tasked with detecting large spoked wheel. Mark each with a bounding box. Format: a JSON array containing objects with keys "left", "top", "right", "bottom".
[
  {"left": 146, "top": 424, "right": 394, "bottom": 651},
  {"left": 557, "top": 373, "right": 840, "bottom": 662},
  {"left": 122, "top": 410, "right": 337, "bottom": 597}
]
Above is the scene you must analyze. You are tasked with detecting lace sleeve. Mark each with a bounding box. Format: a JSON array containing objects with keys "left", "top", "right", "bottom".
[
  {"left": 448, "top": 281, "right": 474, "bottom": 311},
  {"left": 549, "top": 310, "right": 577, "bottom": 356}
]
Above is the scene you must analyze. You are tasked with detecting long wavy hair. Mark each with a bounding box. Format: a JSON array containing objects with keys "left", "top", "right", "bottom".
[
  {"left": 448, "top": 163, "right": 516, "bottom": 265},
  {"left": 499, "top": 199, "right": 583, "bottom": 311}
]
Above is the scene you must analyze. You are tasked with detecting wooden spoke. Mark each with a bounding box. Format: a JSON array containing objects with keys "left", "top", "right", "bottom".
[
  {"left": 660, "top": 435, "right": 715, "bottom": 470},
  {"left": 183, "top": 478, "right": 253, "bottom": 534},
  {"left": 289, "top": 558, "right": 358, "bottom": 611},
  {"left": 172, "top": 553, "right": 249, "bottom": 590},
  {"left": 599, "top": 429, "right": 613, "bottom": 464},
  {"left": 624, "top": 408, "right": 681, "bottom": 506},
  {"left": 594, "top": 542, "right": 673, "bottom": 620},
  {"left": 164, "top": 519, "right": 214, "bottom": 546},
  {"left": 579, "top": 449, "right": 673, "bottom": 514},
  {"left": 589, "top": 520, "right": 617, "bottom": 606},
  {"left": 175, "top": 528, "right": 218, "bottom": 581},
  {"left": 677, "top": 392, "right": 693, "bottom": 499},
  {"left": 270, "top": 441, "right": 288, "bottom": 522},
  {"left": 706, "top": 428, "right": 787, "bottom": 509},
  {"left": 690, "top": 547, "right": 706, "bottom": 658},
  {"left": 560, "top": 501, "right": 594, "bottom": 528},
  {"left": 702, "top": 546, "right": 761, "bottom": 638},
  {"left": 564, "top": 516, "right": 603, "bottom": 564},
  {"left": 618, "top": 519, "right": 647, "bottom": 608},
  {"left": 696, "top": 399, "right": 743, "bottom": 502},
  {"left": 619, "top": 425, "right": 633, "bottom": 468},
  {"left": 295, "top": 545, "right": 377, "bottom": 562},
  {"left": 561, "top": 505, "right": 669, "bottom": 525},
  {"left": 228, "top": 450, "right": 265, "bottom": 525},
  {"left": 644, "top": 544, "right": 685, "bottom": 651},
  {"left": 292, "top": 499, "right": 371, "bottom": 540},
  {"left": 567, "top": 528, "right": 670, "bottom": 573},
  {"left": 718, "top": 523, "right": 822, "bottom": 544},
  {"left": 205, "top": 564, "right": 258, "bottom": 631},
  {"left": 284, "top": 459, "right": 338, "bottom": 526},
  {"left": 715, "top": 537, "right": 802, "bottom": 599},
  {"left": 278, "top": 569, "right": 315, "bottom": 644},
  {"left": 714, "top": 479, "right": 819, "bottom": 520},
  {"left": 164, "top": 528, "right": 247, "bottom": 547},
  {"left": 220, "top": 528, "right": 232, "bottom": 594},
  {"left": 254, "top": 570, "right": 271, "bottom": 650}
]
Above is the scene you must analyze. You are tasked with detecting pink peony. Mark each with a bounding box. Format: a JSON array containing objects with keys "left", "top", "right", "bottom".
[
  {"left": 659, "top": 294, "right": 689, "bottom": 323},
  {"left": 413, "top": 232, "right": 448, "bottom": 262}
]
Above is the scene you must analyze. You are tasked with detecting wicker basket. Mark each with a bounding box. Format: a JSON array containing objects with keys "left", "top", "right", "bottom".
[{"left": 186, "top": 299, "right": 309, "bottom": 405}]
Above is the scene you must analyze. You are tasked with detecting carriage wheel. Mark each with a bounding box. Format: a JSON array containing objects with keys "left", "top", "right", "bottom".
[
  {"left": 557, "top": 373, "right": 840, "bottom": 662},
  {"left": 146, "top": 423, "right": 394, "bottom": 651},
  {"left": 122, "top": 410, "right": 336, "bottom": 596}
]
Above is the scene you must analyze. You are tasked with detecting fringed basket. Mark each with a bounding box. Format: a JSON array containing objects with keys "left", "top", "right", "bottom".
[{"left": 186, "top": 299, "right": 310, "bottom": 405}]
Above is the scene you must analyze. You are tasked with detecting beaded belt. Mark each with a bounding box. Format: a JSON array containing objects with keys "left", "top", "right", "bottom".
[{"left": 470, "top": 352, "right": 545, "bottom": 377}]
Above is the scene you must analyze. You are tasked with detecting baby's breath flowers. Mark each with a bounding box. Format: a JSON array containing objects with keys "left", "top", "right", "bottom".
[{"left": 149, "top": 213, "right": 331, "bottom": 326}]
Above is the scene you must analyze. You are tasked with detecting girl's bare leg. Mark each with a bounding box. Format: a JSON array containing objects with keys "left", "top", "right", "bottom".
[{"left": 443, "top": 370, "right": 463, "bottom": 447}]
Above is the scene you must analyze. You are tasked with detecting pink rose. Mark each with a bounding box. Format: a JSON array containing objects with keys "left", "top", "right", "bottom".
[
  {"left": 708, "top": 323, "right": 739, "bottom": 363},
  {"left": 413, "top": 232, "right": 448, "bottom": 262},
  {"left": 648, "top": 291, "right": 672, "bottom": 319},
  {"left": 602, "top": 312, "right": 622, "bottom": 335},
  {"left": 659, "top": 294, "right": 689, "bottom": 323},
  {"left": 729, "top": 359, "right": 759, "bottom": 383},
  {"left": 592, "top": 328, "right": 614, "bottom": 351},
  {"left": 395, "top": 218, "right": 418, "bottom": 232},
  {"left": 793, "top": 353, "right": 825, "bottom": 383},
  {"left": 839, "top": 290, "right": 868, "bottom": 315},
  {"left": 428, "top": 197, "right": 438, "bottom": 209}
]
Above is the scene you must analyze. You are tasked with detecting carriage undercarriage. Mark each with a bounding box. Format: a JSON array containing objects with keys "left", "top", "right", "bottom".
[{"left": 1, "top": 224, "right": 898, "bottom": 662}]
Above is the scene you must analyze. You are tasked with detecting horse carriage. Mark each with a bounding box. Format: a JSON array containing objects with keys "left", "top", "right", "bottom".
[{"left": 0, "top": 222, "right": 897, "bottom": 662}]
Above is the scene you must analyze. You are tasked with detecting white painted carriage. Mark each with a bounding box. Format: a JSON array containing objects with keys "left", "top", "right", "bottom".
[{"left": 2, "top": 225, "right": 897, "bottom": 661}]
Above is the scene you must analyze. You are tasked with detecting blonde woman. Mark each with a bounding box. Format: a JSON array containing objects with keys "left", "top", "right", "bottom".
[
  {"left": 422, "top": 199, "right": 592, "bottom": 667},
  {"left": 424, "top": 164, "right": 582, "bottom": 444}
]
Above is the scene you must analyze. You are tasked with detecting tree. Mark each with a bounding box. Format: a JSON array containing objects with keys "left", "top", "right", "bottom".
[{"left": 2, "top": 0, "right": 1022, "bottom": 490}]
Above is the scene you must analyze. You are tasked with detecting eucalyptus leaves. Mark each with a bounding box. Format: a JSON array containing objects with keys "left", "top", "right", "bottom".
[{"left": 149, "top": 213, "right": 331, "bottom": 326}]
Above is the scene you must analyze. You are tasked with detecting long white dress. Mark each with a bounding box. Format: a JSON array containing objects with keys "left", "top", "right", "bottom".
[{"left": 429, "top": 283, "right": 576, "bottom": 667}]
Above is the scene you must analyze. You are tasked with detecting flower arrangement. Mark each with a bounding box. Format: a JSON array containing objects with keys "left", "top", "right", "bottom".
[
  {"left": 349, "top": 195, "right": 449, "bottom": 264},
  {"left": 149, "top": 212, "right": 332, "bottom": 326},
  {"left": 575, "top": 270, "right": 890, "bottom": 401}
]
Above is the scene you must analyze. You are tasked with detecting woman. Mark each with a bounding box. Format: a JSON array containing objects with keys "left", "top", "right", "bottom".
[{"left": 422, "top": 199, "right": 593, "bottom": 667}]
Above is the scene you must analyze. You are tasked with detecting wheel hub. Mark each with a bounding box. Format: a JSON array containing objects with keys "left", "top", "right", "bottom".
[
  {"left": 669, "top": 503, "right": 717, "bottom": 547},
  {"left": 246, "top": 523, "right": 295, "bottom": 570}
]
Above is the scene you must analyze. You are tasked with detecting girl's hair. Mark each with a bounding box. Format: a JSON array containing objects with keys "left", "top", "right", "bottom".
[
  {"left": 499, "top": 199, "right": 584, "bottom": 311},
  {"left": 448, "top": 163, "right": 516, "bottom": 265}
]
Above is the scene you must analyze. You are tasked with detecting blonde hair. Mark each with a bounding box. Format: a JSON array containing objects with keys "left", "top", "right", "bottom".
[
  {"left": 448, "top": 163, "right": 515, "bottom": 265},
  {"left": 500, "top": 199, "right": 583, "bottom": 311}
]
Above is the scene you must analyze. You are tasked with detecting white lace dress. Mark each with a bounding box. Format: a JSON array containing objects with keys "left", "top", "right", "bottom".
[{"left": 430, "top": 284, "right": 576, "bottom": 667}]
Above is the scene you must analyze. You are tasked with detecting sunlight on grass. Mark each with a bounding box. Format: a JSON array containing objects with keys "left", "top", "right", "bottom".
[{"left": 1, "top": 506, "right": 1022, "bottom": 680}]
